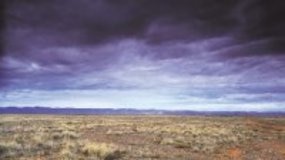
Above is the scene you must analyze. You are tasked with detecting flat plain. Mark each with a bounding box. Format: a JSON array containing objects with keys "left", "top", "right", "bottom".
[{"left": 0, "top": 115, "right": 284, "bottom": 160}]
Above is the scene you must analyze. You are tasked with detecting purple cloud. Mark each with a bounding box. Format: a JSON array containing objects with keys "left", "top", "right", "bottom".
[{"left": 0, "top": 0, "right": 285, "bottom": 111}]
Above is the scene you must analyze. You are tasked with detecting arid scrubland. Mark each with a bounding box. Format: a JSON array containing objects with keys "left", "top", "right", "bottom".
[{"left": 0, "top": 115, "right": 284, "bottom": 160}]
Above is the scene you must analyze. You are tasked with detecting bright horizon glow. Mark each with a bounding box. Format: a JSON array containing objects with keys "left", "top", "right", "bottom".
[{"left": 1, "top": 89, "right": 284, "bottom": 112}]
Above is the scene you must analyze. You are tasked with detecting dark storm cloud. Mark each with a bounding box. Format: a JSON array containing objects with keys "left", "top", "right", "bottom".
[
  {"left": 5, "top": 0, "right": 145, "bottom": 48},
  {"left": 0, "top": 0, "right": 5, "bottom": 56},
  {"left": 236, "top": 0, "right": 285, "bottom": 39},
  {"left": 3, "top": 0, "right": 285, "bottom": 59},
  {"left": 0, "top": 0, "right": 7, "bottom": 78},
  {"left": 1, "top": 0, "right": 285, "bottom": 110},
  {"left": 2, "top": 0, "right": 239, "bottom": 59}
]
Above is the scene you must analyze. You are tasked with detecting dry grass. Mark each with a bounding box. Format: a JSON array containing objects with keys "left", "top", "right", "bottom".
[
  {"left": 81, "top": 142, "right": 123, "bottom": 159},
  {"left": 0, "top": 115, "right": 284, "bottom": 159}
]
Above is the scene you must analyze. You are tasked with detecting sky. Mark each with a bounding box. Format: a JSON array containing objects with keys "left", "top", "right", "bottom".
[{"left": 0, "top": 0, "right": 285, "bottom": 111}]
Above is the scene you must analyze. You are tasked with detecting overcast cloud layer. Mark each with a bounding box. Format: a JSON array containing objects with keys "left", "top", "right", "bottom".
[{"left": 1, "top": 0, "right": 285, "bottom": 111}]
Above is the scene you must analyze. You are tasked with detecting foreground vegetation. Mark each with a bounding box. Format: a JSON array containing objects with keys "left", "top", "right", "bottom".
[{"left": 0, "top": 115, "right": 284, "bottom": 159}]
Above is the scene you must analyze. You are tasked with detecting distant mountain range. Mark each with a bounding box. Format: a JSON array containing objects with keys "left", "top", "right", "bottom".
[{"left": 0, "top": 107, "right": 284, "bottom": 117}]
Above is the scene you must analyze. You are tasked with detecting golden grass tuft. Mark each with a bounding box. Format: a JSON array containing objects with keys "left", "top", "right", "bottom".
[
  {"left": 0, "top": 142, "right": 22, "bottom": 158},
  {"left": 81, "top": 142, "right": 122, "bottom": 159}
]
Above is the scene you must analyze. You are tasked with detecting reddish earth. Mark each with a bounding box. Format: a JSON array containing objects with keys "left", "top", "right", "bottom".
[{"left": 227, "top": 148, "right": 242, "bottom": 160}]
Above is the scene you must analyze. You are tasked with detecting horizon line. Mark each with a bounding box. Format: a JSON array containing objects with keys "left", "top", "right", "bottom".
[{"left": 1, "top": 106, "right": 284, "bottom": 113}]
